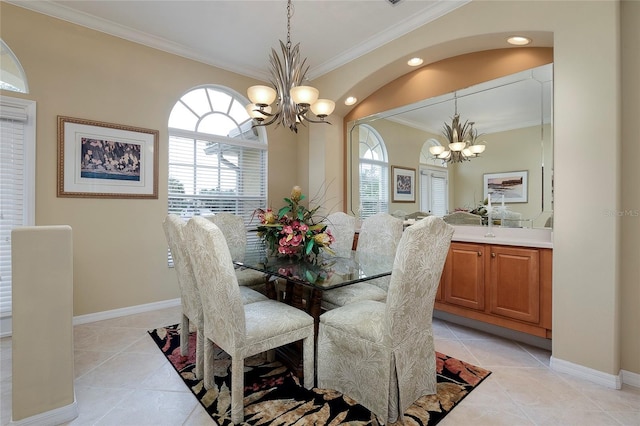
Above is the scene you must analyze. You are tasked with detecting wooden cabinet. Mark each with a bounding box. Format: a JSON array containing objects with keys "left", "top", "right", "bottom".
[{"left": 435, "top": 241, "right": 552, "bottom": 338}]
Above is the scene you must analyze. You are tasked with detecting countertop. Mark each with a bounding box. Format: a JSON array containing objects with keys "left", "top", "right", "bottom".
[{"left": 448, "top": 225, "right": 553, "bottom": 248}]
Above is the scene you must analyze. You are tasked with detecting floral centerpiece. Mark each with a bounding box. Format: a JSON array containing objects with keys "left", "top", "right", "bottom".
[{"left": 254, "top": 186, "right": 334, "bottom": 263}]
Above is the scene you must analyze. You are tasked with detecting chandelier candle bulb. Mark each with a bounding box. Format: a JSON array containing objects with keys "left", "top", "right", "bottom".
[
  {"left": 247, "top": 85, "right": 277, "bottom": 106},
  {"left": 290, "top": 86, "right": 319, "bottom": 106},
  {"left": 449, "top": 141, "right": 466, "bottom": 152},
  {"left": 429, "top": 145, "right": 445, "bottom": 156},
  {"left": 310, "top": 99, "right": 336, "bottom": 117},
  {"left": 246, "top": 103, "right": 272, "bottom": 120}
]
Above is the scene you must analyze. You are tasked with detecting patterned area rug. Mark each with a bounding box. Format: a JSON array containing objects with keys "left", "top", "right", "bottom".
[{"left": 148, "top": 324, "right": 491, "bottom": 425}]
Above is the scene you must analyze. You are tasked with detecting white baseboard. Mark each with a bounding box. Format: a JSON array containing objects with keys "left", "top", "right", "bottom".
[
  {"left": 10, "top": 398, "right": 78, "bottom": 426},
  {"left": 622, "top": 369, "right": 640, "bottom": 388},
  {"left": 550, "top": 356, "right": 622, "bottom": 389},
  {"left": 73, "top": 298, "right": 181, "bottom": 325}
]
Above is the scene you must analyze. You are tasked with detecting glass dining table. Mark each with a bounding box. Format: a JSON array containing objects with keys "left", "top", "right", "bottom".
[{"left": 234, "top": 247, "right": 396, "bottom": 377}]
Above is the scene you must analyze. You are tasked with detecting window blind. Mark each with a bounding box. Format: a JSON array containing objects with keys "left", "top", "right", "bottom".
[
  {"left": 167, "top": 135, "right": 267, "bottom": 264},
  {"left": 0, "top": 98, "right": 34, "bottom": 319},
  {"left": 359, "top": 162, "right": 389, "bottom": 219},
  {"left": 430, "top": 173, "right": 448, "bottom": 216},
  {"left": 420, "top": 168, "right": 448, "bottom": 217}
]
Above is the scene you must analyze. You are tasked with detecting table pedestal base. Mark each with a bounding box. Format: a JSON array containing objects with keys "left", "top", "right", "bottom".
[{"left": 265, "top": 280, "right": 323, "bottom": 382}]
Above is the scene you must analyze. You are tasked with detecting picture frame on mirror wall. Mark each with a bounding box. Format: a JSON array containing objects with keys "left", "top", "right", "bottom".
[
  {"left": 391, "top": 166, "right": 416, "bottom": 203},
  {"left": 57, "top": 116, "right": 159, "bottom": 199},
  {"left": 483, "top": 170, "right": 528, "bottom": 203}
]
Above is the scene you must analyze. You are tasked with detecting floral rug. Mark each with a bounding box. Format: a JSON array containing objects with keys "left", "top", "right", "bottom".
[{"left": 148, "top": 324, "right": 491, "bottom": 425}]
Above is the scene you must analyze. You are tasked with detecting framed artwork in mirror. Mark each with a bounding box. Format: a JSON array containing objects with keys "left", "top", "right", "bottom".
[
  {"left": 57, "top": 116, "right": 159, "bottom": 199},
  {"left": 484, "top": 170, "right": 528, "bottom": 203},
  {"left": 391, "top": 166, "right": 416, "bottom": 203}
]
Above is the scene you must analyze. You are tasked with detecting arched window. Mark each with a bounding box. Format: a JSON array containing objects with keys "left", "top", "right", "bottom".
[
  {"left": 0, "top": 40, "right": 28, "bottom": 93},
  {"left": 419, "top": 139, "right": 448, "bottom": 216},
  {"left": 167, "top": 85, "right": 267, "bottom": 226},
  {"left": 358, "top": 124, "right": 389, "bottom": 219}
]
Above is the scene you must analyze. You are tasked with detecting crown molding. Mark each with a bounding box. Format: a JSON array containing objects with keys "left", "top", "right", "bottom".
[
  {"left": 308, "top": 0, "right": 469, "bottom": 80},
  {"left": 7, "top": 0, "right": 467, "bottom": 82}
]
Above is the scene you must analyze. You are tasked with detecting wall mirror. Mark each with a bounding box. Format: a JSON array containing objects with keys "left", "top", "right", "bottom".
[{"left": 347, "top": 63, "right": 553, "bottom": 229}]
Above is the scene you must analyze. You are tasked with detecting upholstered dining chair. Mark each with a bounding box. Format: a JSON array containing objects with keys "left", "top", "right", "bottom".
[
  {"left": 185, "top": 217, "right": 315, "bottom": 424},
  {"left": 324, "top": 211, "right": 356, "bottom": 256},
  {"left": 321, "top": 212, "right": 403, "bottom": 310},
  {"left": 206, "top": 212, "right": 269, "bottom": 291},
  {"left": 405, "top": 211, "right": 432, "bottom": 220},
  {"left": 162, "top": 214, "right": 268, "bottom": 379},
  {"left": 317, "top": 216, "right": 454, "bottom": 424},
  {"left": 442, "top": 210, "right": 482, "bottom": 225}
]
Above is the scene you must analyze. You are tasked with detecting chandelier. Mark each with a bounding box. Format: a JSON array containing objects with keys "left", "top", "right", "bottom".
[
  {"left": 429, "top": 95, "right": 486, "bottom": 163},
  {"left": 246, "top": 0, "right": 335, "bottom": 133}
]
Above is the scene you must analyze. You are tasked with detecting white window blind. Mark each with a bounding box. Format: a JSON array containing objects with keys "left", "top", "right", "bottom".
[
  {"left": 358, "top": 124, "right": 389, "bottom": 219},
  {"left": 420, "top": 168, "right": 448, "bottom": 217},
  {"left": 359, "top": 162, "right": 389, "bottom": 219},
  {"left": 0, "top": 97, "right": 35, "bottom": 321},
  {"left": 168, "top": 135, "right": 267, "bottom": 221}
]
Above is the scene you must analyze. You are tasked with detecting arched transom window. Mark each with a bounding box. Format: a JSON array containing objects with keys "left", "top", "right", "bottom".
[{"left": 167, "top": 85, "right": 267, "bottom": 223}]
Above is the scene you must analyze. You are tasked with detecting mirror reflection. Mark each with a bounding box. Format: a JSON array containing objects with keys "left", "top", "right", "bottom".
[{"left": 347, "top": 63, "right": 553, "bottom": 229}]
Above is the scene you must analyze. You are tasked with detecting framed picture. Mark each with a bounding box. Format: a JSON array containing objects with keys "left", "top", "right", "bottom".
[
  {"left": 483, "top": 170, "right": 528, "bottom": 203},
  {"left": 57, "top": 116, "right": 159, "bottom": 199},
  {"left": 391, "top": 166, "right": 416, "bottom": 203}
]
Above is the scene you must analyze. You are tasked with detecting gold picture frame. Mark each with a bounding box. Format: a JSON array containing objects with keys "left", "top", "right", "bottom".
[{"left": 57, "top": 116, "right": 159, "bottom": 199}]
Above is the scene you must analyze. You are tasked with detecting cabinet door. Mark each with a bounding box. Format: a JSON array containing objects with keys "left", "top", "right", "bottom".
[
  {"left": 488, "top": 246, "right": 540, "bottom": 323},
  {"left": 443, "top": 242, "right": 485, "bottom": 310}
]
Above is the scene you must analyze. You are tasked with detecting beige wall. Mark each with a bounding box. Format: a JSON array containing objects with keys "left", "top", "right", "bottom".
[
  {"left": 451, "top": 125, "right": 552, "bottom": 225},
  {"left": 310, "top": 1, "right": 637, "bottom": 379},
  {"left": 0, "top": 3, "right": 299, "bottom": 316},
  {"left": 620, "top": 0, "right": 640, "bottom": 376}
]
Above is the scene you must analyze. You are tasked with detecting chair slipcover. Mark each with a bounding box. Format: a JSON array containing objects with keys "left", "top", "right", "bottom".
[
  {"left": 206, "top": 213, "right": 268, "bottom": 289},
  {"left": 321, "top": 213, "right": 403, "bottom": 310},
  {"left": 495, "top": 208, "right": 523, "bottom": 227},
  {"left": 317, "top": 216, "right": 454, "bottom": 423},
  {"left": 185, "top": 217, "right": 315, "bottom": 424},
  {"left": 442, "top": 210, "right": 482, "bottom": 225},
  {"left": 162, "top": 214, "right": 268, "bottom": 379},
  {"left": 324, "top": 211, "right": 356, "bottom": 256},
  {"left": 405, "top": 211, "right": 432, "bottom": 220}
]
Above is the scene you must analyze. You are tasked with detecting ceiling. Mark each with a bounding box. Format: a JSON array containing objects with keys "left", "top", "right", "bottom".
[
  {"left": 6, "top": 0, "right": 550, "bottom": 132},
  {"left": 8, "top": 0, "right": 468, "bottom": 81}
]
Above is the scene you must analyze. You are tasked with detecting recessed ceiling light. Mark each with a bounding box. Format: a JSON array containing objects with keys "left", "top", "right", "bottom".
[
  {"left": 407, "top": 57, "right": 424, "bottom": 67},
  {"left": 344, "top": 96, "right": 357, "bottom": 106},
  {"left": 507, "top": 36, "right": 532, "bottom": 46}
]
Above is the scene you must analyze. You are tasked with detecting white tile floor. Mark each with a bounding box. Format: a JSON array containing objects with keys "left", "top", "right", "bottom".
[{"left": 1, "top": 305, "right": 639, "bottom": 426}]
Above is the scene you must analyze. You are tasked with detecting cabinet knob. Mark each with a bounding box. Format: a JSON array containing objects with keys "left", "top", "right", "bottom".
[
  {"left": 491, "top": 252, "right": 496, "bottom": 258},
  {"left": 477, "top": 251, "right": 482, "bottom": 256}
]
